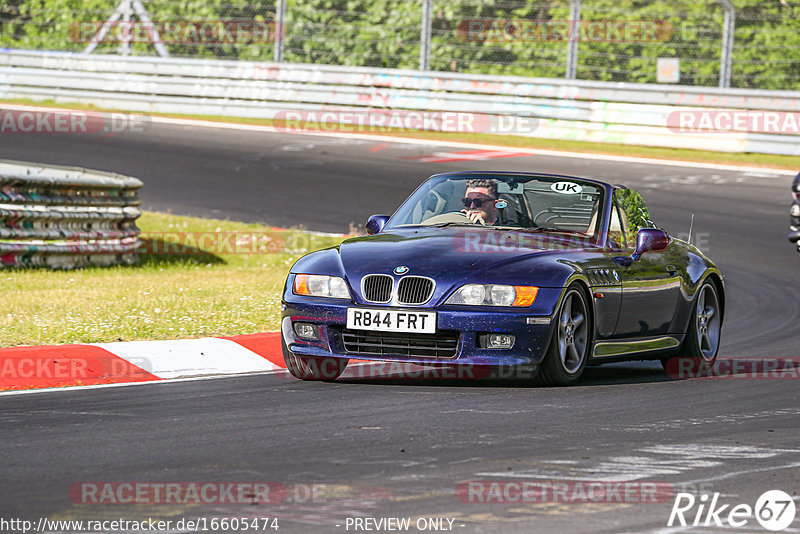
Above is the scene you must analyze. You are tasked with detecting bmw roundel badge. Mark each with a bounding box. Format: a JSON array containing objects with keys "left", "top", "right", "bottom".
[{"left": 393, "top": 265, "right": 409, "bottom": 275}]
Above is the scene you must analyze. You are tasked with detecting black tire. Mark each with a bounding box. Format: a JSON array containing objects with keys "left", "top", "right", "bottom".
[
  {"left": 535, "top": 285, "right": 592, "bottom": 386},
  {"left": 661, "top": 280, "right": 722, "bottom": 373},
  {"left": 283, "top": 339, "right": 349, "bottom": 381}
]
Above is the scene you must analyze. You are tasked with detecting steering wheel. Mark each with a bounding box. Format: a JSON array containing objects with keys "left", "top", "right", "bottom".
[{"left": 421, "top": 212, "right": 475, "bottom": 225}]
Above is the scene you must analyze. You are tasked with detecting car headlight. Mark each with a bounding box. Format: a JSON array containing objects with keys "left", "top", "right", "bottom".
[
  {"left": 446, "top": 284, "right": 538, "bottom": 307},
  {"left": 293, "top": 274, "right": 351, "bottom": 299}
]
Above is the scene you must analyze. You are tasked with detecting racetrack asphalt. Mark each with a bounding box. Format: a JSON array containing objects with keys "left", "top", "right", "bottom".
[{"left": 1, "top": 122, "right": 798, "bottom": 533}]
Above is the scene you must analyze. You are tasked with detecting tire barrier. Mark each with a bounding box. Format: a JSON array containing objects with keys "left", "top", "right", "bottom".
[{"left": 0, "top": 160, "right": 142, "bottom": 269}]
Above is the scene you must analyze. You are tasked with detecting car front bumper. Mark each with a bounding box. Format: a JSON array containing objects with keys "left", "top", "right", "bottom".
[{"left": 281, "top": 280, "right": 561, "bottom": 367}]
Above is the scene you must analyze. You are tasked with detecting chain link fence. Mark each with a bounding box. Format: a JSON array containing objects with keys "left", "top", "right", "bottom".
[{"left": 1, "top": 0, "right": 799, "bottom": 90}]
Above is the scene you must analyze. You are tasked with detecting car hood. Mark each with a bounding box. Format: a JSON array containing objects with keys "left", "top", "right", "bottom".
[{"left": 293, "top": 228, "right": 593, "bottom": 306}]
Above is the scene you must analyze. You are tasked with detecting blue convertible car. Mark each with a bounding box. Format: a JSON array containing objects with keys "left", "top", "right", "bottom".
[{"left": 281, "top": 172, "right": 724, "bottom": 385}]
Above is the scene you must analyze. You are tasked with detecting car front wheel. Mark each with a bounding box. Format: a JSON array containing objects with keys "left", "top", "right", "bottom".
[{"left": 535, "top": 285, "right": 591, "bottom": 386}]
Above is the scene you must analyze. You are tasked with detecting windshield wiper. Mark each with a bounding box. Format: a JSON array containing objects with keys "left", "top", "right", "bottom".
[
  {"left": 515, "top": 226, "right": 590, "bottom": 236},
  {"left": 515, "top": 225, "right": 559, "bottom": 233}
]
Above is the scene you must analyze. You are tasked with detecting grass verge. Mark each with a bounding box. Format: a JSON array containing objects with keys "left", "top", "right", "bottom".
[
  {"left": 3, "top": 97, "right": 800, "bottom": 171},
  {"left": 0, "top": 212, "right": 346, "bottom": 347}
]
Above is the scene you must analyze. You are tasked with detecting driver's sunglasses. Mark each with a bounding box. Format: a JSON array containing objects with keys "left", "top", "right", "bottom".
[{"left": 462, "top": 197, "right": 492, "bottom": 208}]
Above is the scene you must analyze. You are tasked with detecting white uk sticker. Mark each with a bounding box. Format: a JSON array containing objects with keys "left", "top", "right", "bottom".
[{"left": 551, "top": 182, "right": 583, "bottom": 194}]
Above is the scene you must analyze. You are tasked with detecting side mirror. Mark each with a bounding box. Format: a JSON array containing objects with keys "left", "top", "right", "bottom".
[
  {"left": 632, "top": 228, "right": 670, "bottom": 261},
  {"left": 366, "top": 214, "right": 390, "bottom": 235}
]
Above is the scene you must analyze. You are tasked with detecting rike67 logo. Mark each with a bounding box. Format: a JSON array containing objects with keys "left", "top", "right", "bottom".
[{"left": 668, "top": 490, "right": 796, "bottom": 531}]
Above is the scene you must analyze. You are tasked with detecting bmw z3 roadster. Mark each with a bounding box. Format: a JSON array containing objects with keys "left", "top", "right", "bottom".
[{"left": 281, "top": 172, "right": 724, "bottom": 385}]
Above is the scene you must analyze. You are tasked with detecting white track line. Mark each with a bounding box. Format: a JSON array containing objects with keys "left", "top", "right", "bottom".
[
  {"left": 0, "top": 368, "right": 290, "bottom": 398},
  {"left": 0, "top": 361, "right": 418, "bottom": 397}
]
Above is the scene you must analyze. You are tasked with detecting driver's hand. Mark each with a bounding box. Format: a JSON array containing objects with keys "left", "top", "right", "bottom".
[{"left": 462, "top": 209, "right": 487, "bottom": 225}]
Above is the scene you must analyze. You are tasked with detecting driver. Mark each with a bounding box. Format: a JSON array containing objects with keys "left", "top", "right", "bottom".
[{"left": 461, "top": 178, "right": 499, "bottom": 225}]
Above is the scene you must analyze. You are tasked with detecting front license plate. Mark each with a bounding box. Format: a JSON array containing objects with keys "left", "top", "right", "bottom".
[{"left": 346, "top": 308, "right": 436, "bottom": 334}]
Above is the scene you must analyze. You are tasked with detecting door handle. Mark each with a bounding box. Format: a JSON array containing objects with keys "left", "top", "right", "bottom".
[{"left": 666, "top": 265, "right": 677, "bottom": 275}]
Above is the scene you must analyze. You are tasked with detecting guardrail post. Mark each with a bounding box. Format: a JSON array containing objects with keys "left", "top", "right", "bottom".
[
  {"left": 718, "top": 0, "right": 735, "bottom": 88},
  {"left": 419, "top": 0, "right": 432, "bottom": 71},
  {"left": 274, "top": 0, "right": 287, "bottom": 63},
  {"left": 566, "top": 0, "right": 581, "bottom": 79}
]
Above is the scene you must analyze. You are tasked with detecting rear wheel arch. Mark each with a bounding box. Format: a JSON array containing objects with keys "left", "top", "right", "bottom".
[
  {"left": 673, "top": 276, "right": 723, "bottom": 365},
  {"left": 703, "top": 273, "right": 725, "bottom": 325},
  {"left": 679, "top": 271, "right": 725, "bottom": 336}
]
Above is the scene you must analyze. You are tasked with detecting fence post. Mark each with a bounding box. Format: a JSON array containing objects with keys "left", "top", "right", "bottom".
[
  {"left": 718, "top": 0, "right": 735, "bottom": 88},
  {"left": 274, "top": 0, "right": 287, "bottom": 63},
  {"left": 566, "top": 0, "right": 581, "bottom": 79},
  {"left": 419, "top": 0, "right": 432, "bottom": 70}
]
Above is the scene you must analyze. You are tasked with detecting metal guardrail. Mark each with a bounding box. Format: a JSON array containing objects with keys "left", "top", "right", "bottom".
[
  {"left": 0, "top": 49, "right": 799, "bottom": 156},
  {"left": 0, "top": 159, "right": 142, "bottom": 269}
]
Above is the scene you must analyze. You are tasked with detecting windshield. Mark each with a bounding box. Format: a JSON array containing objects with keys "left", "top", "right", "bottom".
[{"left": 385, "top": 174, "right": 605, "bottom": 236}]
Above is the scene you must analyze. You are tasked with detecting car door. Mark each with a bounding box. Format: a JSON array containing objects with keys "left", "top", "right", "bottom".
[{"left": 611, "top": 189, "right": 681, "bottom": 337}]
